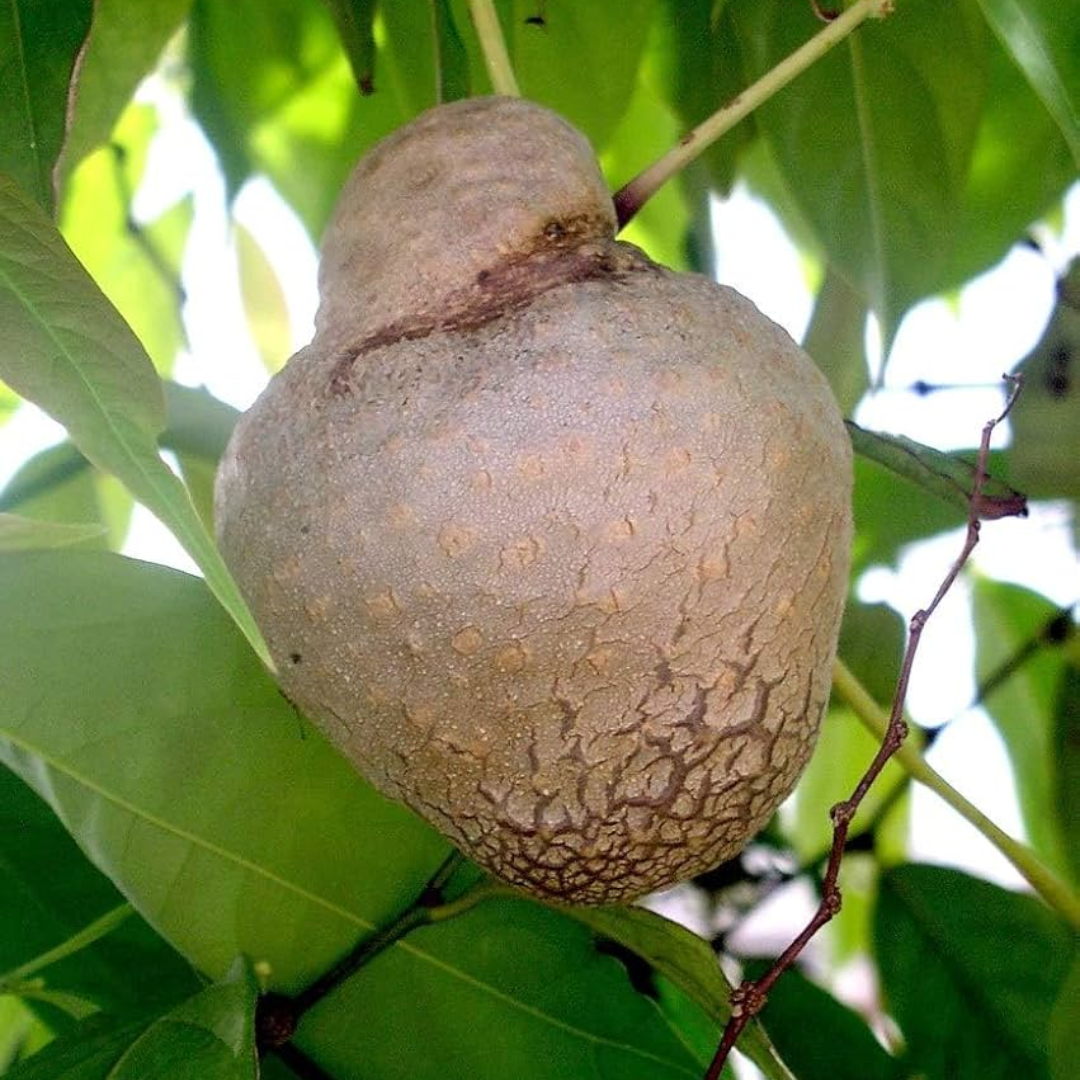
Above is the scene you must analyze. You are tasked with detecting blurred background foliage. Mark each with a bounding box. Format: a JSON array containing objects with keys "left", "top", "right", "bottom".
[{"left": 0, "top": 2, "right": 1077, "bottom": 1079}]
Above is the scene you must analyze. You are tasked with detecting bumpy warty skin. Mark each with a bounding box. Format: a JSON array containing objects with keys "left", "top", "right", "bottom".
[{"left": 215, "top": 97, "right": 853, "bottom": 904}]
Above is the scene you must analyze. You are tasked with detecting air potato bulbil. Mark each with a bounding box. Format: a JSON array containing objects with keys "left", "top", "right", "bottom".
[{"left": 215, "top": 96, "right": 852, "bottom": 904}]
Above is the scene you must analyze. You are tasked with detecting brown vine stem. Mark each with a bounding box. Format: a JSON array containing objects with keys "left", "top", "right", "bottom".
[
  {"left": 704, "top": 377, "right": 1026, "bottom": 1080},
  {"left": 613, "top": 0, "right": 894, "bottom": 229},
  {"left": 834, "top": 657, "right": 1080, "bottom": 929},
  {"left": 256, "top": 850, "right": 495, "bottom": 1053}
]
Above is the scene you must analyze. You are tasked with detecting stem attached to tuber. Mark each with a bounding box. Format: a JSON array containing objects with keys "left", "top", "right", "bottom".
[
  {"left": 613, "top": 0, "right": 894, "bottom": 229},
  {"left": 466, "top": 0, "right": 520, "bottom": 97},
  {"left": 703, "top": 377, "right": 1071, "bottom": 1078}
]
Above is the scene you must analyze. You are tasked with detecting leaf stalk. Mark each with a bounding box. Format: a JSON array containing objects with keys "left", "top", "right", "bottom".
[
  {"left": 614, "top": 0, "right": 894, "bottom": 227},
  {"left": 467, "top": 0, "right": 520, "bottom": 97}
]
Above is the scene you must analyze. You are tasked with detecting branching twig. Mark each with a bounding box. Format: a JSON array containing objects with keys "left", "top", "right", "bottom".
[
  {"left": 835, "top": 657, "right": 1080, "bottom": 929},
  {"left": 614, "top": 0, "right": 893, "bottom": 229},
  {"left": 255, "top": 850, "right": 465, "bottom": 1051},
  {"left": 254, "top": 851, "right": 513, "bottom": 1055},
  {"left": 704, "top": 377, "right": 1026, "bottom": 1079}
]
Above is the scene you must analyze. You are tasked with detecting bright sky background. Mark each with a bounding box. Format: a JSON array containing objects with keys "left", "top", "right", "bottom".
[{"left": 1, "top": 77, "right": 1077, "bottom": 1055}]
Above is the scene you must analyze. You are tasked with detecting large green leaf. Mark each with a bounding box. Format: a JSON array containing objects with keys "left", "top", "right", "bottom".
[
  {"left": 0, "top": 512, "right": 103, "bottom": 550},
  {"left": 382, "top": 0, "right": 470, "bottom": 113},
  {"left": 0, "top": 765, "right": 198, "bottom": 1021},
  {"left": 850, "top": 453, "right": 965, "bottom": 573},
  {"left": 504, "top": 0, "right": 656, "bottom": 151},
  {"left": 729, "top": 0, "right": 988, "bottom": 340},
  {"left": 788, "top": 707, "right": 906, "bottom": 862},
  {"left": 1052, "top": 664, "right": 1080, "bottom": 884},
  {"left": 6, "top": 962, "right": 257, "bottom": 1080},
  {"left": 875, "top": 863, "right": 1075, "bottom": 1080},
  {"left": 647, "top": 0, "right": 750, "bottom": 196},
  {"left": 319, "top": 0, "right": 377, "bottom": 94},
  {"left": 189, "top": 0, "right": 409, "bottom": 238},
  {"left": 296, "top": 897, "right": 701, "bottom": 1079},
  {"left": 61, "top": 104, "right": 192, "bottom": 375},
  {"left": 0, "top": 172, "right": 269, "bottom": 667},
  {"left": 1, "top": 442, "right": 100, "bottom": 533},
  {"left": 1050, "top": 952, "right": 1080, "bottom": 1080},
  {"left": 0, "top": 551, "right": 703, "bottom": 1080},
  {"left": 3, "top": 1015, "right": 149, "bottom": 1080},
  {"left": 58, "top": 0, "right": 194, "bottom": 180},
  {"left": 107, "top": 959, "right": 257, "bottom": 1080},
  {"left": 1008, "top": 258, "right": 1080, "bottom": 499},
  {"left": 972, "top": 579, "right": 1073, "bottom": 881},
  {"left": 975, "top": 0, "right": 1080, "bottom": 165},
  {"left": 234, "top": 223, "right": 291, "bottom": 373},
  {"left": 743, "top": 961, "right": 898, "bottom": 1080},
  {"left": 0, "top": 0, "right": 93, "bottom": 212},
  {"left": 802, "top": 268, "right": 869, "bottom": 416},
  {"left": 568, "top": 905, "right": 794, "bottom": 1080},
  {"left": 847, "top": 422, "right": 1026, "bottom": 520},
  {"left": 939, "top": 27, "right": 1075, "bottom": 290},
  {"left": 448, "top": 1, "right": 654, "bottom": 150}
]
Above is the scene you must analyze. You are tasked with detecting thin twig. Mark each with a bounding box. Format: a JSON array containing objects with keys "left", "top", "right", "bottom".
[
  {"left": 704, "top": 377, "right": 1027, "bottom": 1078},
  {"left": 613, "top": 0, "right": 893, "bottom": 228},
  {"left": 835, "top": 657, "right": 1080, "bottom": 929},
  {"left": 467, "top": 0, "right": 520, "bottom": 97},
  {"left": 255, "top": 850, "right": 502, "bottom": 1054}
]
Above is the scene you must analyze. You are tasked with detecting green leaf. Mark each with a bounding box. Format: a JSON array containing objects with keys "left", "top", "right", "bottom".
[
  {"left": 296, "top": 897, "right": 702, "bottom": 1079},
  {"left": 319, "top": 0, "right": 377, "bottom": 94},
  {"left": 0, "top": 995, "right": 42, "bottom": 1071},
  {"left": 234, "top": 224, "right": 291, "bottom": 373},
  {"left": 975, "top": 0, "right": 1080, "bottom": 165},
  {"left": 0, "top": 443, "right": 107, "bottom": 546},
  {"left": 61, "top": 104, "right": 192, "bottom": 375},
  {"left": 802, "top": 268, "right": 869, "bottom": 416},
  {"left": 652, "top": 979, "right": 737, "bottom": 1080},
  {"left": 0, "top": 0, "right": 93, "bottom": 212},
  {"left": 3, "top": 1015, "right": 150, "bottom": 1080},
  {"left": 847, "top": 421, "right": 1027, "bottom": 520},
  {"left": 1050, "top": 952, "right": 1080, "bottom": 1080},
  {"left": 851, "top": 452, "right": 965, "bottom": 573},
  {"left": 0, "top": 379, "right": 19, "bottom": 427},
  {"left": 1008, "top": 258, "right": 1080, "bottom": 499},
  {"left": 0, "top": 764, "right": 199, "bottom": 1020},
  {"left": 6, "top": 962, "right": 256, "bottom": 1080},
  {"left": 0, "top": 551, "right": 708, "bottom": 1080},
  {"left": 940, "top": 29, "right": 1074, "bottom": 290},
  {"left": 0, "top": 172, "right": 270, "bottom": 667},
  {"left": 647, "top": 0, "right": 750, "bottom": 196},
  {"left": 189, "top": 0, "right": 409, "bottom": 237},
  {"left": 0, "top": 551, "right": 449, "bottom": 988},
  {"left": 58, "top": 0, "right": 194, "bottom": 179},
  {"left": 743, "top": 961, "right": 898, "bottom": 1080},
  {"left": 875, "top": 863, "right": 1075, "bottom": 1080},
  {"left": 730, "top": 0, "right": 989, "bottom": 340},
  {"left": 789, "top": 708, "right": 906, "bottom": 863},
  {"left": 567, "top": 906, "right": 794, "bottom": 1080},
  {"left": 837, "top": 601, "right": 906, "bottom": 709},
  {"left": 1052, "top": 663, "right": 1080, "bottom": 884},
  {"left": 972, "top": 579, "right": 1074, "bottom": 882},
  {"left": 450, "top": 0, "right": 653, "bottom": 150},
  {"left": 108, "top": 958, "right": 257, "bottom": 1080},
  {"left": 382, "top": 0, "right": 469, "bottom": 114},
  {"left": 0, "top": 512, "right": 104, "bottom": 550}
]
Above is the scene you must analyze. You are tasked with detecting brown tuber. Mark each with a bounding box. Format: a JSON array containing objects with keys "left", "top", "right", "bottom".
[{"left": 215, "top": 97, "right": 853, "bottom": 905}]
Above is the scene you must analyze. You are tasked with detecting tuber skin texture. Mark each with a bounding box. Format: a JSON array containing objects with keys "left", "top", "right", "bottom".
[{"left": 215, "top": 97, "right": 853, "bottom": 905}]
